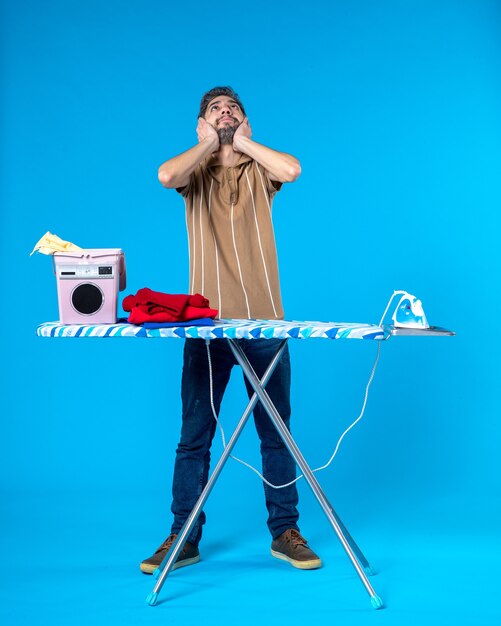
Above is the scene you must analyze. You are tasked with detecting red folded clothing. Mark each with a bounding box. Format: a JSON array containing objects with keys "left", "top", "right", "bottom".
[{"left": 123, "top": 288, "right": 218, "bottom": 324}]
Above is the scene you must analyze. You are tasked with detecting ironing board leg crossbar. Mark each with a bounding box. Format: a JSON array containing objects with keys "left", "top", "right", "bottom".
[{"left": 146, "top": 339, "right": 383, "bottom": 609}]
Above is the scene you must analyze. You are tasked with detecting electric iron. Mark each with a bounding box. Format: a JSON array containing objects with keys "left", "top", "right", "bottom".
[{"left": 379, "top": 290, "right": 430, "bottom": 329}]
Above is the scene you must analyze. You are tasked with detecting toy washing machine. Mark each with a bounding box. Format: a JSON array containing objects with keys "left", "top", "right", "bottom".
[{"left": 53, "top": 249, "right": 126, "bottom": 324}]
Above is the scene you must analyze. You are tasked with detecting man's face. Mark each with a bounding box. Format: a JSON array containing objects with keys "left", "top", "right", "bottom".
[{"left": 204, "top": 95, "right": 244, "bottom": 145}]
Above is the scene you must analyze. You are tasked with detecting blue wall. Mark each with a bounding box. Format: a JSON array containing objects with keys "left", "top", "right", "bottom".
[{"left": 1, "top": 0, "right": 500, "bottom": 621}]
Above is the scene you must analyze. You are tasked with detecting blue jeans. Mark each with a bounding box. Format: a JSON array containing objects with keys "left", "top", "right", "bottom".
[{"left": 171, "top": 338, "right": 300, "bottom": 545}]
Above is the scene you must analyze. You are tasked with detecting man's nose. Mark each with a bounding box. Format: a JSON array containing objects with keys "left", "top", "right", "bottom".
[{"left": 220, "top": 105, "right": 232, "bottom": 116}]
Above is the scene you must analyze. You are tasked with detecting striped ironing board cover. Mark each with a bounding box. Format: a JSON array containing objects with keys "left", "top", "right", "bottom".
[{"left": 36, "top": 319, "right": 387, "bottom": 340}]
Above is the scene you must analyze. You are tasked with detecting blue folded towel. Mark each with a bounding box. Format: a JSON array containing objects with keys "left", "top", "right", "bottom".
[
  {"left": 117, "top": 317, "right": 215, "bottom": 329},
  {"left": 142, "top": 318, "right": 215, "bottom": 329}
]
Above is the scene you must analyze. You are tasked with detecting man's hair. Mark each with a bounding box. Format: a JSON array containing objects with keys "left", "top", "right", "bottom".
[{"left": 198, "top": 86, "right": 246, "bottom": 119}]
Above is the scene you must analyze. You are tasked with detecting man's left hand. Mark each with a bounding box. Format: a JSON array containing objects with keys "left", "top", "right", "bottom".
[{"left": 233, "top": 117, "right": 252, "bottom": 151}]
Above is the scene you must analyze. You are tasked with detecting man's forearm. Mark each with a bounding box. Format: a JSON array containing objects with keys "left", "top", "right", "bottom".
[
  {"left": 233, "top": 136, "right": 301, "bottom": 183},
  {"left": 158, "top": 136, "right": 218, "bottom": 188}
]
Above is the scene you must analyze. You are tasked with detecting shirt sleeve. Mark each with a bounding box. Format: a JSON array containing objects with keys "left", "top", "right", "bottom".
[
  {"left": 256, "top": 163, "right": 283, "bottom": 198},
  {"left": 266, "top": 174, "right": 283, "bottom": 196},
  {"left": 175, "top": 175, "right": 193, "bottom": 198}
]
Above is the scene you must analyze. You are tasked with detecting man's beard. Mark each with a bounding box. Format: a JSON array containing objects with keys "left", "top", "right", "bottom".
[{"left": 217, "top": 122, "right": 240, "bottom": 145}]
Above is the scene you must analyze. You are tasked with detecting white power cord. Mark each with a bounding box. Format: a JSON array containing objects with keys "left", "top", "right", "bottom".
[{"left": 205, "top": 339, "right": 382, "bottom": 489}]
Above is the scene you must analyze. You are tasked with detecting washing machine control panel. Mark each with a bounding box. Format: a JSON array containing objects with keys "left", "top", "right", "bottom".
[{"left": 58, "top": 265, "right": 115, "bottom": 279}]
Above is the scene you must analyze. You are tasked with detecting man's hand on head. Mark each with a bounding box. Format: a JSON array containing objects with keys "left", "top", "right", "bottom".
[
  {"left": 233, "top": 117, "right": 252, "bottom": 152},
  {"left": 197, "top": 117, "right": 219, "bottom": 150}
]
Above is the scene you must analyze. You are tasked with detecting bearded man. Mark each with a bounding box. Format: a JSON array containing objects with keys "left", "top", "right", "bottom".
[{"left": 140, "top": 86, "right": 322, "bottom": 574}]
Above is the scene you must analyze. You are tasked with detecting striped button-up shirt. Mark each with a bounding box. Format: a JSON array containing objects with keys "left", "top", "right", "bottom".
[{"left": 177, "top": 152, "right": 284, "bottom": 319}]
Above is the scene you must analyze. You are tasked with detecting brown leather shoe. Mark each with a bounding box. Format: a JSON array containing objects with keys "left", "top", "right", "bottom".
[
  {"left": 140, "top": 533, "right": 200, "bottom": 574},
  {"left": 271, "top": 529, "right": 322, "bottom": 570}
]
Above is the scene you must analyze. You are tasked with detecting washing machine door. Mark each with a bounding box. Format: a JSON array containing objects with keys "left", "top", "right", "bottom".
[{"left": 71, "top": 283, "right": 104, "bottom": 315}]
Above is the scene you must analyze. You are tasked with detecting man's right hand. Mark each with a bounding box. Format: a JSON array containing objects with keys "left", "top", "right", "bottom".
[
  {"left": 197, "top": 117, "right": 219, "bottom": 149},
  {"left": 158, "top": 118, "right": 220, "bottom": 189}
]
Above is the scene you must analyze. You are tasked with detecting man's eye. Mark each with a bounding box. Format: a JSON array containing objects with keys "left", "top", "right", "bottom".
[
  {"left": 232, "top": 105, "right": 239, "bottom": 109},
  {"left": 211, "top": 105, "right": 218, "bottom": 110}
]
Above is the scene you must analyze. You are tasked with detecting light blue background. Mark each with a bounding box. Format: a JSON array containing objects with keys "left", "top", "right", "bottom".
[{"left": 1, "top": 1, "right": 500, "bottom": 624}]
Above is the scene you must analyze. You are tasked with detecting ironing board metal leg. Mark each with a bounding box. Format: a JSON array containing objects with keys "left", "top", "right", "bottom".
[
  {"left": 147, "top": 340, "right": 289, "bottom": 605},
  {"left": 228, "top": 340, "right": 382, "bottom": 606},
  {"left": 323, "top": 495, "right": 373, "bottom": 573}
]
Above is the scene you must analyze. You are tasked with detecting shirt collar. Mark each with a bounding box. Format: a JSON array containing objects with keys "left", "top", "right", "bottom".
[{"left": 205, "top": 152, "right": 253, "bottom": 169}]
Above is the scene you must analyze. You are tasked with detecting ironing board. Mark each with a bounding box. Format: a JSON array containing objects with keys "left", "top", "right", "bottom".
[
  {"left": 36, "top": 319, "right": 387, "bottom": 340},
  {"left": 36, "top": 318, "right": 453, "bottom": 610}
]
